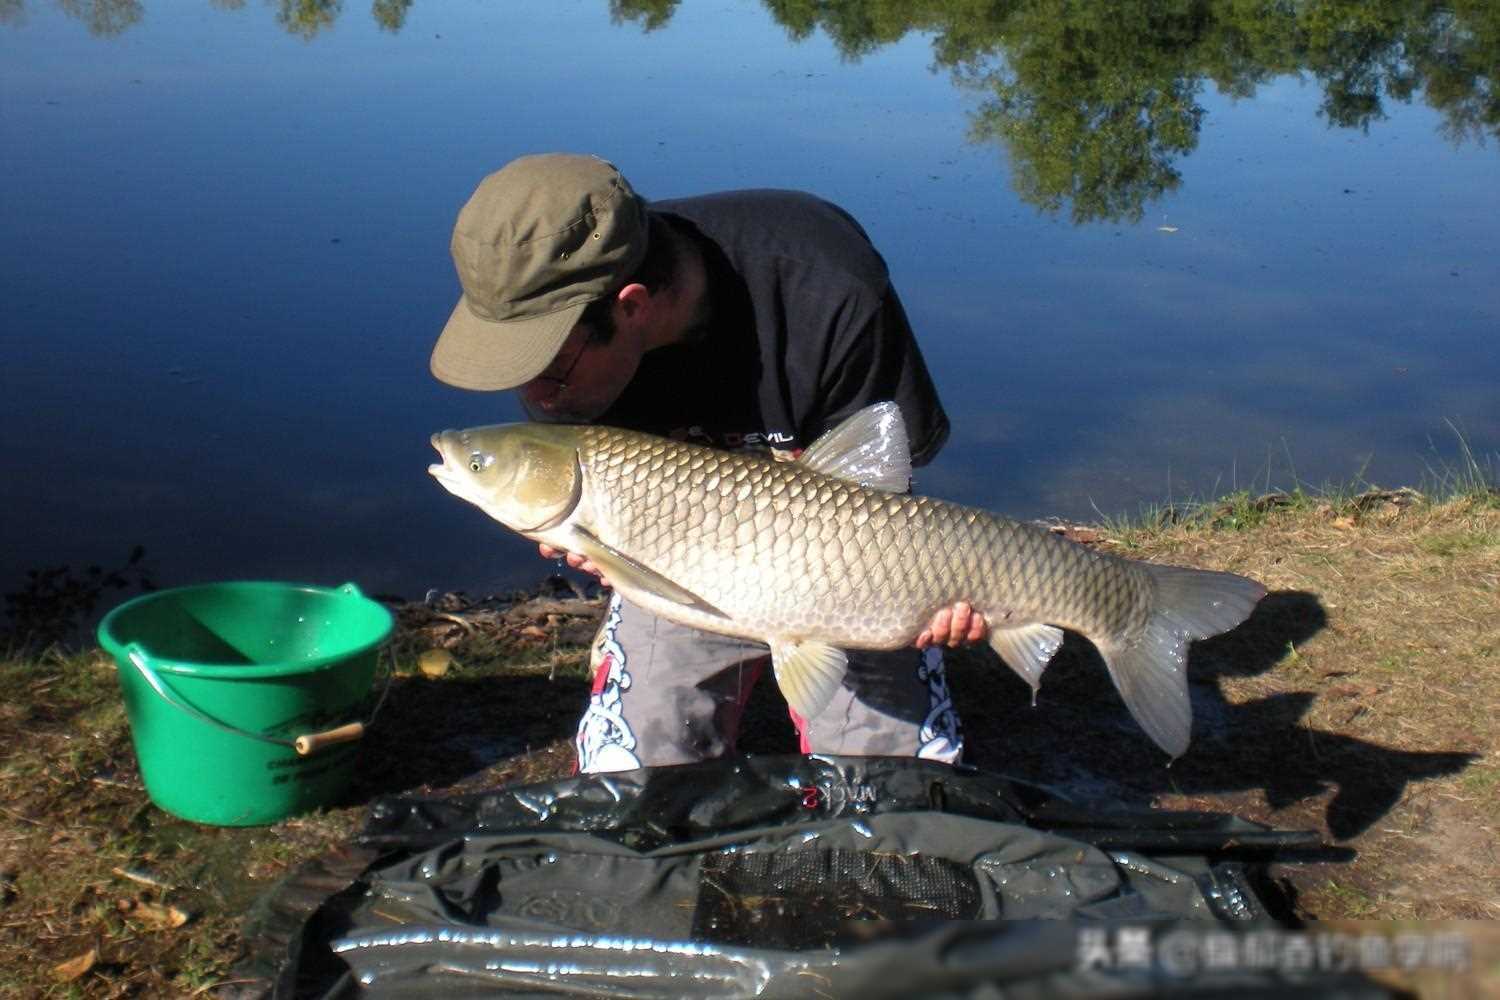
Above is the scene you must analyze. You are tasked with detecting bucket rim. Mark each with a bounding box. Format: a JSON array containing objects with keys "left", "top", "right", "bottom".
[{"left": 97, "top": 579, "right": 394, "bottom": 679}]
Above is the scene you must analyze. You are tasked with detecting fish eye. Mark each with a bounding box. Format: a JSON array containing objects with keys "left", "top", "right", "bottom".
[{"left": 468, "top": 453, "right": 488, "bottom": 473}]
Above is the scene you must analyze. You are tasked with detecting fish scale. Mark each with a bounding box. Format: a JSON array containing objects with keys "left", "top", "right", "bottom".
[{"left": 575, "top": 425, "right": 1154, "bottom": 648}]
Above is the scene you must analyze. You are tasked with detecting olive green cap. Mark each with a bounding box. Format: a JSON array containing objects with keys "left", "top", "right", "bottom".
[{"left": 431, "top": 154, "right": 647, "bottom": 390}]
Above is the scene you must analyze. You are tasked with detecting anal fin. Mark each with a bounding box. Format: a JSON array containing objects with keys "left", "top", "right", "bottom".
[{"left": 987, "top": 622, "right": 1064, "bottom": 700}]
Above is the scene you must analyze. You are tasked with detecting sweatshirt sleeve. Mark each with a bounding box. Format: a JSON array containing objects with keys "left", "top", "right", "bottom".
[{"left": 812, "top": 285, "right": 950, "bottom": 467}]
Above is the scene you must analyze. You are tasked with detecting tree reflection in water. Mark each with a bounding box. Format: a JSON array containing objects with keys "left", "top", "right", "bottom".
[{"left": 10, "top": 0, "right": 1497, "bottom": 222}]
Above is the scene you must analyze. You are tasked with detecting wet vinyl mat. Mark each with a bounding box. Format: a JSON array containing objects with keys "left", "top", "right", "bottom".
[{"left": 240, "top": 756, "right": 1397, "bottom": 998}]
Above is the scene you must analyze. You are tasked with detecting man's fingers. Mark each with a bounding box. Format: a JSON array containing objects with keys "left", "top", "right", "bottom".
[
  {"left": 947, "top": 602, "right": 973, "bottom": 648},
  {"left": 930, "top": 607, "right": 953, "bottom": 646},
  {"left": 917, "top": 604, "right": 990, "bottom": 650},
  {"left": 539, "top": 545, "right": 611, "bottom": 585}
]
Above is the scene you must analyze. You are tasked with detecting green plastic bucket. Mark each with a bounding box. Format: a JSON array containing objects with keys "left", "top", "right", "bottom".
[{"left": 97, "top": 581, "right": 392, "bottom": 826}]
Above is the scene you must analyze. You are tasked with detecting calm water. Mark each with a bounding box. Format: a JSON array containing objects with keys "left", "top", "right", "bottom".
[{"left": 3, "top": 0, "right": 1497, "bottom": 606}]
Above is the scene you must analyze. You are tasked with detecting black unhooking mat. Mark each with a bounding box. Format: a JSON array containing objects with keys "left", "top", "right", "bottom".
[{"left": 238, "top": 756, "right": 1393, "bottom": 998}]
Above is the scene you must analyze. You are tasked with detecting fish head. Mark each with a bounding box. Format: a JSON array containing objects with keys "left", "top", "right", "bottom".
[{"left": 428, "top": 423, "right": 583, "bottom": 533}]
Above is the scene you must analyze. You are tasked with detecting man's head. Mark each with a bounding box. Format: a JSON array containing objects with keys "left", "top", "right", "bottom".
[{"left": 430, "top": 154, "right": 648, "bottom": 394}]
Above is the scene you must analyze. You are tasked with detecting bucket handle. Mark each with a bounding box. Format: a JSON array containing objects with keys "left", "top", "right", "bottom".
[
  {"left": 125, "top": 643, "right": 394, "bottom": 757},
  {"left": 293, "top": 722, "right": 366, "bottom": 756}
]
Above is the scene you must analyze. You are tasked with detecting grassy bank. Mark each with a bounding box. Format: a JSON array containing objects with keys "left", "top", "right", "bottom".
[{"left": 1, "top": 487, "right": 1496, "bottom": 997}]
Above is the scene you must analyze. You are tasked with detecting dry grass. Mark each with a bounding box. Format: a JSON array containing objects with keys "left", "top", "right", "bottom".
[
  {"left": 0, "top": 610, "right": 594, "bottom": 997},
  {"left": 1146, "top": 496, "right": 1499, "bottom": 923},
  {"left": 950, "top": 493, "right": 1499, "bottom": 925},
  {"left": 1, "top": 495, "right": 1496, "bottom": 996}
]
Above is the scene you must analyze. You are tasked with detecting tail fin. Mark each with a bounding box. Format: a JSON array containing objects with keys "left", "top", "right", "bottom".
[{"left": 1098, "top": 564, "right": 1267, "bottom": 758}]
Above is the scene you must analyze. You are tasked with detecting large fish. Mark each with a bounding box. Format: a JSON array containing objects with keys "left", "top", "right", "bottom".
[{"left": 429, "top": 403, "right": 1265, "bottom": 756}]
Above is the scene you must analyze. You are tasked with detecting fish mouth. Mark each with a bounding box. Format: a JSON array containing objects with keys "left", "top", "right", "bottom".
[
  {"left": 426, "top": 430, "right": 495, "bottom": 513},
  {"left": 427, "top": 432, "right": 461, "bottom": 491}
]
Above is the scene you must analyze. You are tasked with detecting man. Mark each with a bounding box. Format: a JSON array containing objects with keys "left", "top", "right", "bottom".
[{"left": 431, "top": 153, "right": 987, "bottom": 773}]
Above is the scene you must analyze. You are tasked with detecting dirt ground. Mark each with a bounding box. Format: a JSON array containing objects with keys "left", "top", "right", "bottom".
[{"left": 0, "top": 493, "right": 1496, "bottom": 996}]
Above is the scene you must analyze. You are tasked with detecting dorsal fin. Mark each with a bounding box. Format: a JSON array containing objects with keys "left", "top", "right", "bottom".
[{"left": 797, "top": 402, "right": 912, "bottom": 492}]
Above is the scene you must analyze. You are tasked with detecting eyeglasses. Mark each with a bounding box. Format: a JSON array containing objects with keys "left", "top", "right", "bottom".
[{"left": 529, "top": 332, "right": 590, "bottom": 393}]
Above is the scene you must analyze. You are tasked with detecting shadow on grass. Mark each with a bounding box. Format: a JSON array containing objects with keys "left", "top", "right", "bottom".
[
  {"left": 330, "top": 588, "right": 1476, "bottom": 841},
  {"left": 950, "top": 590, "right": 1478, "bottom": 840},
  {"left": 336, "top": 671, "right": 592, "bottom": 802}
]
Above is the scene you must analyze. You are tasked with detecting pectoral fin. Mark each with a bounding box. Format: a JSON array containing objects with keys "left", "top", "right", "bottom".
[
  {"left": 769, "top": 639, "right": 848, "bottom": 720},
  {"left": 988, "top": 622, "right": 1064, "bottom": 700},
  {"left": 568, "top": 527, "right": 727, "bottom": 618}
]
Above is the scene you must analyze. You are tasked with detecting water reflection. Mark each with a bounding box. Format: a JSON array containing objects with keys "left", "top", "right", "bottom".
[
  {"left": 2, "top": 1, "right": 1493, "bottom": 603},
  {"left": 3, "top": 0, "right": 143, "bottom": 36},
  {"left": 751, "top": 0, "right": 1500, "bottom": 220},
  {"left": 10, "top": 0, "right": 1494, "bottom": 224},
  {"left": 0, "top": 0, "right": 415, "bottom": 36}
]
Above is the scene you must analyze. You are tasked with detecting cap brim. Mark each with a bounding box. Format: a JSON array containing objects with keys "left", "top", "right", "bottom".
[{"left": 430, "top": 295, "right": 587, "bottom": 391}]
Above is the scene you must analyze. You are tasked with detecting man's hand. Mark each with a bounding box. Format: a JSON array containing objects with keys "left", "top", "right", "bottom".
[
  {"left": 538, "top": 543, "right": 612, "bottom": 588},
  {"left": 915, "top": 601, "right": 988, "bottom": 650}
]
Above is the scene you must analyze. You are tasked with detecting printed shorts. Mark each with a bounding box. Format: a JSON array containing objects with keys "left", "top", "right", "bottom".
[{"left": 575, "top": 593, "right": 964, "bottom": 773}]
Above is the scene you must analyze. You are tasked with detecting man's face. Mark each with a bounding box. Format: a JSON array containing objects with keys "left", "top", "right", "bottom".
[{"left": 517, "top": 321, "right": 643, "bottom": 422}]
